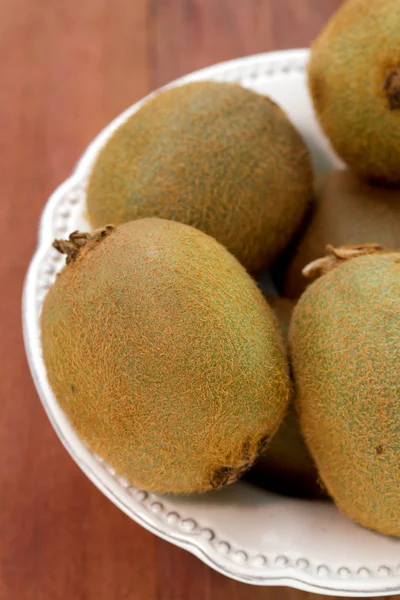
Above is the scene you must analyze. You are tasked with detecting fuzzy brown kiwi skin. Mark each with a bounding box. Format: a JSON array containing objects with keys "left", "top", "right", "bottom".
[
  {"left": 308, "top": 0, "right": 400, "bottom": 183},
  {"left": 290, "top": 245, "right": 400, "bottom": 536},
  {"left": 44, "top": 218, "right": 291, "bottom": 495},
  {"left": 283, "top": 170, "right": 400, "bottom": 299},
  {"left": 86, "top": 80, "right": 313, "bottom": 273}
]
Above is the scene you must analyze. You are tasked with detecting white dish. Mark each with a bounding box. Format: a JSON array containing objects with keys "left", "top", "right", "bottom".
[{"left": 23, "top": 49, "right": 400, "bottom": 597}]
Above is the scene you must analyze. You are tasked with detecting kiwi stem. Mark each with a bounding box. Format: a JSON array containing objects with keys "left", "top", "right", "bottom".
[
  {"left": 302, "top": 244, "right": 383, "bottom": 280},
  {"left": 383, "top": 67, "right": 400, "bottom": 110},
  {"left": 53, "top": 225, "right": 115, "bottom": 265}
]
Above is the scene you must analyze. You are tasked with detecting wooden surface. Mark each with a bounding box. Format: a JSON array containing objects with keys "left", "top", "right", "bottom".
[{"left": 1, "top": 1, "right": 380, "bottom": 599}]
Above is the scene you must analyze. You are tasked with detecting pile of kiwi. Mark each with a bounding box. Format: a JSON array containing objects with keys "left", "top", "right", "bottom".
[{"left": 41, "top": 0, "right": 399, "bottom": 538}]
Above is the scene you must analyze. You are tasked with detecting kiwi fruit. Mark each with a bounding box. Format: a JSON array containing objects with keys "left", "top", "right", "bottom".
[
  {"left": 41, "top": 219, "right": 291, "bottom": 495},
  {"left": 283, "top": 169, "right": 400, "bottom": 298},
  {"left": 246, "top": 296, "right": 324, "bottom": 499},
  {"left": 308, "top": 0, "right": 400, "bottom": 183},
  {"left": 290, "top": 245, "right": 400, "bottom": 536},
  {"left": 86, "top": 81, "right": 313, "bottom": 272}
]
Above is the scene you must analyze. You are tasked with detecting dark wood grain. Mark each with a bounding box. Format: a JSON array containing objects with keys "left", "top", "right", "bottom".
[{"left": 1, "top": 1, "right": 378, "bottom": 599}]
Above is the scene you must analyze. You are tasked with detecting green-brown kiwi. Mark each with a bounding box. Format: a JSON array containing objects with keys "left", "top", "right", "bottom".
[
  {"left": 308, "top": 0, "right": 400, "bottom": 183},
  {"left": 246, "top": 296, "right": 324, "bottom": 499},
  {"left": 290, "top": 245, "right": 400, "bottom": 536},
  {"left": 41, "top": 219, "right": 291, "bottom": 495},
  {"left": 87, "top": 81, "right": 313, "bottom": 272},
  {"left": 283, "top": 169, "right": 400, "bottom": 298}
]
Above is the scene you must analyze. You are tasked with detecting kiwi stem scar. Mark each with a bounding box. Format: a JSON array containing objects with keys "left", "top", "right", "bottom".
[
  {"left": 383, "top": 67, "right": 400, "bottom": 110},
  {"left": 53, "top": 225, "right": 115, "bottom": 265}
]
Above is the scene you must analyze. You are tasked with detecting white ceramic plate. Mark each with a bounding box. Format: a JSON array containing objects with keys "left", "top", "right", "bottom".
[{"left": 23, "top": 49, "right": 400, "bottom": 597}]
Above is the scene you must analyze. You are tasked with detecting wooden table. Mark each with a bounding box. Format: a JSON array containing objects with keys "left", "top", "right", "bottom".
[{"left": 1, "top": 1, "right": 368, "bottom": 598}]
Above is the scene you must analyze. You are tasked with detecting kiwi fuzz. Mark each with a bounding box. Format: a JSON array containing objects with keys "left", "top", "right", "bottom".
[
  {"left": 384, "top": 66, "right": 400, "bottom": 110},
  {"left": 41, "top": 219, "right": 291, "bottom": 495},
  {"left": 87, "top": 81, "right": 313, "bottom": 273},
  {"left": 290, "top": 250, "right": 400, "bottom": 536},
  {"left": 307, "top": 0, "right": 400, "bottom": 183}
]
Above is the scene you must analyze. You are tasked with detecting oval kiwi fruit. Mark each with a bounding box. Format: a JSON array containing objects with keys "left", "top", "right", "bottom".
[
  {"left": 86, "top": 81, "right": 313, "bottom": 272},
  {"left": 41, "top": 219, "right": 291, "bottom": 495},
  {"left": 283, "top": 169, "right": 400, "bottom": 298},
  {"left": 308, "top": 0, "right": 400, "bottom": 183},
  {"left": 246, "top": 296, "right": 324, "bottom": 499},
  {"left": 290, "top": 245, "right": 400, "bottom": 536}
]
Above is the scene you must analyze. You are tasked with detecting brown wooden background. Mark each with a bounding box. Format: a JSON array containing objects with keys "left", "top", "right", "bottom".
[{"left": 3, "top": 1, "right": 386, "bottom": 599}]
